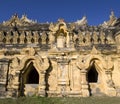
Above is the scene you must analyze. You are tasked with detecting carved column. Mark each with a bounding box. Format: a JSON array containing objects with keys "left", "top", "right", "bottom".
[
  {"left": 81, "top": 69, "right": 89, "bottom": 97},
  {"left": 12, "top": 71, "right": 20, "bottom": 97},
  {"left": 38, "top": 71, "right": 46, "bottom": 97}
]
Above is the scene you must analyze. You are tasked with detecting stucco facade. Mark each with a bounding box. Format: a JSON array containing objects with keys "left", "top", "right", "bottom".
[{"left": 0, "top": 12, "right": 120, "bottom": 97}]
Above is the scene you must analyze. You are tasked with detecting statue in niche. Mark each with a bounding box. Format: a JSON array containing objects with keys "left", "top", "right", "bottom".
[{"left": 49, "top": 19, "right": 70, "bottom": 48}]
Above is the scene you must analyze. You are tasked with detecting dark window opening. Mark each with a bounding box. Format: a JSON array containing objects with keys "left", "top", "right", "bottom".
[
  {"left": 88, "top": 64, "right": 98, "bottom": 83},
  {"left": 27, "top": 66, "right": 39, "bottom": 84}
]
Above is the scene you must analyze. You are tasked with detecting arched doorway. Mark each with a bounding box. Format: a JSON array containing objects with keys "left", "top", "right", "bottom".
[
  {"left": 26, "top": 65, "right": 39, "bottom": 84},
  {"left": 87, "top": 61, "right": 102, "bottom": 96},
  {"left": 20, "top": 62, "right": 40, "bottom": 96},
  {"left": 88, "top": 64, "right": 98, "bottom": 83}
]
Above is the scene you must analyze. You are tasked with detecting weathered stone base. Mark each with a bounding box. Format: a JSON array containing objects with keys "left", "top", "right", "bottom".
[{"left": 47, "top": 91, "right": 82, "bottom": 97}]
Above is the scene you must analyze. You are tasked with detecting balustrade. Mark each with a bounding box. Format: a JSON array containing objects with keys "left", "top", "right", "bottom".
[
  {"left": 0, "top": 30, "right": 115, "bottom": 46},
  {"left": 0, "top": 31, "right": 49, "bottom": 45},
  {"left": 75, "top": 31, "right": 115, "bottom": 46}
]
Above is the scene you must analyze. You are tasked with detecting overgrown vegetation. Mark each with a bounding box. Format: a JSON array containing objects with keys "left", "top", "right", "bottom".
[{"left": 0, "top": 96, "right": 120, "bottom": 104}]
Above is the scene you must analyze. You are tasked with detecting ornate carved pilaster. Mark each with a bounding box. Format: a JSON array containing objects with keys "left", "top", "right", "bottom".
[
  {"left": 81, "top": 69, "right": 89, "bottom": 97},
  {"left": 8, "top": 70, "right": 20, "bottom": 97},
  {"left": 13, "top": 71, "right": 20, "bottom": 97},
  {"left": 39, "top": 71, "right": 46, "bottom": 97},
  {"left": 7, "top": 57, "right": 20, "bottom": 97},
  {"left": 56, "top": 54, "right": 70, "bottom": 96},
  {"left": 57, "top": 55, "right": 70, "bottom": 85}
]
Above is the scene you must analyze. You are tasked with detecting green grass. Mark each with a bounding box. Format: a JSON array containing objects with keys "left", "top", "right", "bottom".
[{"left": 0, "top": 96, "right": 120, "bottom": 104}]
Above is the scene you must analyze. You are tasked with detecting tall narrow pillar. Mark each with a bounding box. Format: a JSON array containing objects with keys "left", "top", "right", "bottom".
[
  {"left": 81, "top": 69, "right": 89, "bottom": 97},
  {"left": 12, "top": 71, "right": 20, "bottom": 97},
  {"left": 39, "top": 71, "right": 46, "bottom": 97}
]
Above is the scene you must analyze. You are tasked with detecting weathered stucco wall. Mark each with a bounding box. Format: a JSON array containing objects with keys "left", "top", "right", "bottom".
[{"left": 0, "top": 12, "right": 120, "bottom": 97}]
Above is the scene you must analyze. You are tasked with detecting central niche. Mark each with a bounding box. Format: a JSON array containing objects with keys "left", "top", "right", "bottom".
[
  {"left": 26, "top": 64, "right": 39, "bottom": 84},
  {"left": 57, "top": 32, "right": 66, "bottom": 48},
  {"left": 88, "top": 64, "right": 98, "bottom": 83}
]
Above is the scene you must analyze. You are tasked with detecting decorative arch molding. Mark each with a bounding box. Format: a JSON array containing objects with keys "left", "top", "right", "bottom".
[
  {"left": 85, "top": 55, "right": 106, "bottom": 72},
  {"left": 7, "top": 55, "right": 50, "bottom": 97},
  {"left": 76, "top": 54, "right": 112, "bottom": 71},
  {"left": 77, "top": 54, "right": 106, "bottom": 70},
  {"left": 19, "top": 55, "right": 49, "bottom": 72}
]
